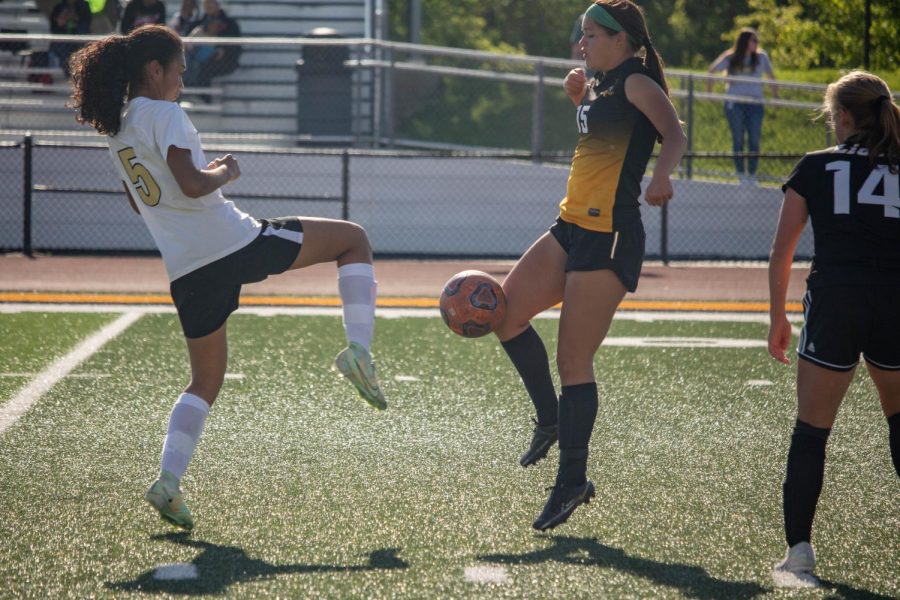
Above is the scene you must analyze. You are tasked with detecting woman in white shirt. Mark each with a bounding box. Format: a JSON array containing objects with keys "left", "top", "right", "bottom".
[
  {"left": 69, "top": 24, "right": 386, "bottom": 532},
  {"left": 708, "top": 28, "right": 778, "bottom": 182}
]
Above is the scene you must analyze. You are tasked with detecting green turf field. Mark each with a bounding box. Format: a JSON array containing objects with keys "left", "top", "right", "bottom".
[{"left": 0, "top": 310, "right": 896, "bottom": 598}]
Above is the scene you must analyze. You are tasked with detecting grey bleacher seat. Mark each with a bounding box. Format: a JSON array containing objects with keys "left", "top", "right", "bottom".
[
  {"left": 209, "top": 1, "right": 368, "bottom": 135},
  {"left": 2, "top": 0, "right": 371, "bottom": 136}
]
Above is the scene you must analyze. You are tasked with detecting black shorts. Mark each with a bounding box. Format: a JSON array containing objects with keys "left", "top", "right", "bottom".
[
  {"left": 797, "top": 285, "right": 900, "bottom": 372},
  {"left": 549, "top": 217, "right": 645, "bottom": 292},
  {"left": 170, "top": 218, "right": 303, "bottom": 339}
]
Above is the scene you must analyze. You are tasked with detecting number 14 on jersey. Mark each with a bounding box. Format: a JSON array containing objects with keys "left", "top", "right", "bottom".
[{"left": 826, "top": 161, "right": 900, "bottom": 218}]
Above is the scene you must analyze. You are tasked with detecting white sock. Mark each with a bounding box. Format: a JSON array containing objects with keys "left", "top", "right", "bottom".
[
  {"left": 159, "top": 392, "right": 210, "bottom": 481},
  {"left": 337, "top": 262, "right": 377, "bottom": 352}
]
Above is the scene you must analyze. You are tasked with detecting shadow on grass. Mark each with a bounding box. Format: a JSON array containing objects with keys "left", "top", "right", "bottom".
[
  {"left": 479, "top": 535, "right": 767, "bottom": 599},
  {"left": 814, "top": 579, "right": 898, "bottom": 600},
  {"left": 105, "top": 532, "right": 408, "bottom": 595}
]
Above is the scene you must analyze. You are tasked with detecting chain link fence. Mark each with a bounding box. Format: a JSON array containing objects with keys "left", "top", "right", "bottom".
[{"left": 0, "top": 139, "right": 813, "bottom": 260}]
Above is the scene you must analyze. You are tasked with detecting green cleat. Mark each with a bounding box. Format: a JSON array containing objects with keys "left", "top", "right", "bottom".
[
  {"left": 335, "top": 342, "right": 387, "bottom": 410},
  {"left": 144, "top": 471, "right": 194, "bottom": 531}
]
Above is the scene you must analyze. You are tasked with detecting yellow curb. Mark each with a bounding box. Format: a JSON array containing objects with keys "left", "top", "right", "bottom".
[{"left": 0, "top": 291, "right": 802, "bottom": 313}]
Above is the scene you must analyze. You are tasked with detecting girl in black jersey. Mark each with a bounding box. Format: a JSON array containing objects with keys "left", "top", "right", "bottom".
[
  {"left": 495, "top": 0, "right": 686, "bottom": 531},
  {"left": 768, "top": 71, "right": 900, "bottom": 587}
]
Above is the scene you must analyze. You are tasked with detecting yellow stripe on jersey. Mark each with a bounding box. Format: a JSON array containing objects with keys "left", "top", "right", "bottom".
[{"left": 561, "top": 132, "right": 630, "bottom": 232}]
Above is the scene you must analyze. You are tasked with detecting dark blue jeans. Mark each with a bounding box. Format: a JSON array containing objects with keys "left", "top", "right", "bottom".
[{"left": 724, "top": 102, "right": 764, "bottom": 175}]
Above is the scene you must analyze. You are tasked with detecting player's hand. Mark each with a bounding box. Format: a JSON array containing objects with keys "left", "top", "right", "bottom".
[
  {"left": 564, "top": 68, "right": 588, "bottom": 105},
  {"left": 209, "top": 154, "right": 241, "bottom": 182},
  {"left": 767, "top": 314, "right": 792, "bottom": 364},
  {"left": 644, "top": 174, "right": 673, "bottom": 206}
]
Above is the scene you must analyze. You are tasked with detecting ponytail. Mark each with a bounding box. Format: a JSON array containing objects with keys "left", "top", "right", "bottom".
[
  {"left": 70, "top": 35, "right": 131, "bottom": 136},
  {"left": 871, "top": 95, "right": 900, "bottom": 172},
  {"left": 823, "top": 70, "right": 900, "bottom": 173},
  {"left": 639, "top": 34, "right": 668, "bottom": 97},
  {"left": 70, "top": 24, "right": 183, "bottom": 136}
]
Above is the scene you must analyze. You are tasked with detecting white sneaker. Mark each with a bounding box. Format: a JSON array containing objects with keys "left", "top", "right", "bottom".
[
  {"left": 144, "top": 470, "right": 194, "bottom": 531},
  {"left": 335, "top": 342, "right": 387, "bottom": 410},
  {"left": 772, "top": 542, "right": 820, "bottom": 588}
]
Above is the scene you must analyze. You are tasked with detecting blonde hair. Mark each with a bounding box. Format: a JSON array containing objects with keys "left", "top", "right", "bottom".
[{"left": 822, "top": 70, "right": 900, "bottom": 172}]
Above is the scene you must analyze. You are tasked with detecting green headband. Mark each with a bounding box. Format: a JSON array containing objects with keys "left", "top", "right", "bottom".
[{"left": 585, "top": 4, "right": 637, "bottom": 44}]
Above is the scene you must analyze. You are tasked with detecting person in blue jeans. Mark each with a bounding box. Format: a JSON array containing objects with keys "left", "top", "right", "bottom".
[{"left": 708, "top": 28, "right": 778, "bottom": 182}]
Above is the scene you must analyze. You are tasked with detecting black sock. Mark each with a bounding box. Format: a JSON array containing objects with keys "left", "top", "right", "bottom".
[
  {"left": 889, "top": 412, "right": 900, "bottom": 477},
  {"left": 783, "top": 419, "right": 831, "bottom": 547},
  {"left": 501, "top": 326, "right": 558, "bottom": 426},
  {"left": 556, "top": 382, "right": 598, "bottom": 486}
]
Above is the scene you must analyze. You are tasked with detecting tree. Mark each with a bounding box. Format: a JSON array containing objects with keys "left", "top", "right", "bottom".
[{"left": 735, "top": 0, "right": 898, "bottom": 70}]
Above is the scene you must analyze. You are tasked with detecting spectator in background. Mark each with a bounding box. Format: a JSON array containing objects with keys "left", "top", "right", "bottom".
[
  {"left": 120, "top": 0, "right": 166, "bottom": 34},
  {"left": 86, "top": 0, "right": 119, "bottom": 34},
  {"left": 49, "top": 0, "right": 91, "bottom": 77},
  {"left": 169, "top": 0, "right": 199, "bottom": 37},
  {"left": 183, "top": 0, "right": 241, "bottom": 99},
  {"left": 707, "top": 28, "right": 778, "bottom": 184}
]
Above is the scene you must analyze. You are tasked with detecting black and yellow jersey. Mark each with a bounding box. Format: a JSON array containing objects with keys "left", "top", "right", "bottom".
[{"left": 560, "top": 57, "right": 659, "bottom": 232}]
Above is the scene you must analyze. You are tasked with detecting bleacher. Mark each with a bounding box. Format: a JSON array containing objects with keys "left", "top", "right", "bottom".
[
  {"left": 0, "top": 0, "right": 371, "bottom": 137},
  {"left": 207, "top": 0, "right": 367, "bottom": 134}
]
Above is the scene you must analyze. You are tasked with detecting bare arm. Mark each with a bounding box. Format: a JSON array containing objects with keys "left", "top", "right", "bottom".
[
  {"left": 166, "top": 146, "right": 240, "bottom": 199},
  {"left": 625, "top": 73, "right": 687, "bottom": 206},
  {"left": 122, "top": 183, "right": 139, "bottom": 215},
  {"left": 765, "top": 62, "right": 778, "bottom": 99},
  {"left": 706, "top": 51, "right": 729, "bottom": 92},
  {"left": 767, "top": 187, "right": 808, "bottom": 364}
]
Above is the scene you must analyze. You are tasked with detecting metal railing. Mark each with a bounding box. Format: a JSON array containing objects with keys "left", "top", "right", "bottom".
[
  {"left": 0, "top": 33, "right": 867, "bottom": 260},
  {"left": 2, "top": 33, "right": 889, "bottom": 167}
]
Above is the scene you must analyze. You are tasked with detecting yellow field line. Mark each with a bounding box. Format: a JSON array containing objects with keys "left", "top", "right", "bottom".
[{"left": 0, "top": 291, "right": 803, "bottom": 313}]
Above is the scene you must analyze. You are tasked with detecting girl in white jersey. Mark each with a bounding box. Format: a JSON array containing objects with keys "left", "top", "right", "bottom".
[
  {"left": 70, "top": 25, "right": 387, "bottom": 531},
  {"left": 768, "top": 71, "right": 900, "bottom": 587}
]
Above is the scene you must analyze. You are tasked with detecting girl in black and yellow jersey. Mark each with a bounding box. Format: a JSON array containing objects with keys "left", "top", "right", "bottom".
[
  {"left": 497, "top": 0, "right": 686, "bottom": 531},
  {"left": 768, "top": 71, "right": 900, "bottom": 587}
]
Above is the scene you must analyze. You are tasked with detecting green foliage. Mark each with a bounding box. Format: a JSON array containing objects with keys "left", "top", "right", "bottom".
[
  {"left": 776, "top": 68, "right": 900, "bottom": 89},
  {"left": 735, "top": 0, "right": 899, "bottom": 71},
  {"left": 388, "top": 0, "right": 899, "bottom": 71},
  {"left": 385, "top": 1, "right": 899, "bottom": 153},
  {"left": 665, "top": 0, "right": 750, "bottom": 68}
]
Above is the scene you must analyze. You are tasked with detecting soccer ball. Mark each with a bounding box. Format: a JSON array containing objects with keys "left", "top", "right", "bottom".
[{"left": 439, "top": 270, "right": 507, "bottom": 338}]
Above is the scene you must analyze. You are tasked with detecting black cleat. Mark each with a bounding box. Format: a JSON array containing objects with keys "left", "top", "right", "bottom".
[
  {"left": 519, "top": 420, "right": 558, "bottom": 467},
  {"left": 532, "top": 480, "right": 595, "bottom": 531}
]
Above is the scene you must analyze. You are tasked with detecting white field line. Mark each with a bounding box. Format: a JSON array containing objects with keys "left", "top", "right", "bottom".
[
  {"left": 0, "top": 311, "right": 142, "bottom": 435},
  {"left": 464, "top": 565, "right": 510, "bottom": 584},
  {"left": 604, "top": 337, "right": 766, "bottom": 348},
  {"left": 152, "top": 563, "right": 199, "bottom": 581},
  {"left": 0, "top": 303, "right": 806, "bottom": 323}
]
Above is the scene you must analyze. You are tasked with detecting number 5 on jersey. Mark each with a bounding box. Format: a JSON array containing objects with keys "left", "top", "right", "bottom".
[{"left": 117, "top": 147, "right": 161, "bottom": 207}]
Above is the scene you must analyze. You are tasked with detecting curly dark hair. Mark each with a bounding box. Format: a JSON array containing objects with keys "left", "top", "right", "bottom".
[{"left": 70, "top": 25, "right": 183, "bottom": 136}]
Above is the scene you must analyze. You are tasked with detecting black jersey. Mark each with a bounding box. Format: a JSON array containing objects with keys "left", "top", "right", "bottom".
[
  {"left": 783, "top": 137, "right": 900, "bottom": 288},
  {"left": 559, "top": 58, "right": 659, "bottom": 232}
]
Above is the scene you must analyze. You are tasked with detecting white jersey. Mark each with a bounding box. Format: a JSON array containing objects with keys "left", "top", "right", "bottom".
[{"left": 107, "top": 97, "right": 261, "bottom": 281}]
